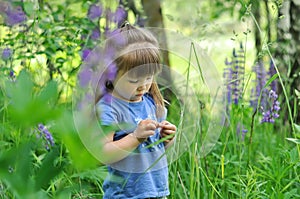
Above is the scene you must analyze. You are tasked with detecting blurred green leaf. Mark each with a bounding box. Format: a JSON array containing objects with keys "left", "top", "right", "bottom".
[
  {"left": 286, "top": 138, "right": 300, "bottom": 145},
  {"left": 294, "top": 123, "right": 300, "bottom": 133},
  {"left": 23, "top": 2, "right": 35, "bottom": 16},
  {"left": 34, "top": 146, "right": 65, "bottom": 190},
  {"left": 54, "top": 111, "right": 100, "bottom": 170},
  {"left": 5, "top": 70, "right": 61, "bottom": 127}
]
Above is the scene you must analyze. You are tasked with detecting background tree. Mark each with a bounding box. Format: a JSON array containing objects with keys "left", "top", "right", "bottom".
[{"left": 275, "top": 0, "right": 300, "bottom": 122}]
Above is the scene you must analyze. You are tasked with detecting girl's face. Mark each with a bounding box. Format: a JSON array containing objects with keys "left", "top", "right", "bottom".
[{"left": 112, "top": 72, "right": 153, "bottom": 102}]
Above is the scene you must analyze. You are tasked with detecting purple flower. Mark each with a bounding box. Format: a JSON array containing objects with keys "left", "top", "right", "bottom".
[
  {"left": 136, "top": 15, "right": 146, "bottom": 27},
  {"left": 81, "top": 48, "right": 91, "bottom": 61},
  {"left": 38, "top": 123, "right": 55, "bottom": 149},
  {"left": 268, "top": 60, "right": 277, "bottom": 92},
  {"left": 2, "top": 48, "right": 12, "bottom": 60},
  {"left": 223, "top": 45, "right": 245, "bottom": 106},
  {"left": 106, "top": 62, "right": 117, "bottom": 81},
  {"left": 91, "top": 27, "right": 101, "bottom": 40},
  {"left": 236, "top": 122, "right": 248, "bottom": 141},
  {"left": 261, "top": 89, "right": 280, "bottom": 123},
  {"left": 9, "top": 70, "right": 15, "bottom": 78},
  {"left": 250, "top": 60, "right": 268, "bottom": 109},
  {"left": 78, "top": 67, "right": 93, "bottom": 87},
  {"left": 87, "top": 4, "right": 102, "bottom": 20},
  {"left": 5, "top": 6, "right": 27, "bottom": 26},
  {"left": 114, "top": 6, "right": 127, "bottom": 25}
]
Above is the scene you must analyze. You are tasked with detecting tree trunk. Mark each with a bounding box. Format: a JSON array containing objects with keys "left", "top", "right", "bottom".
[
  {"left": 141, "top": 0, "right": 174, "bottom": 102},
  {"left": 276, "top": 0, "right": 300, "bottom": 122}
]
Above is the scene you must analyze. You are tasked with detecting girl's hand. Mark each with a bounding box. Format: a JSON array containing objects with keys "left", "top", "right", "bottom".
[
  {"left": 132, "top": 119, "right": 158, "bottom": 139},
  {"left": 159, "top": 121, "right": 176, "bottom": 144}
]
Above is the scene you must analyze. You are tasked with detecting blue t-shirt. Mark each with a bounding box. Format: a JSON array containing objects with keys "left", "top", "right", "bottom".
[{"left": 97, "top": 93, "right": 169, "bottom": 199}]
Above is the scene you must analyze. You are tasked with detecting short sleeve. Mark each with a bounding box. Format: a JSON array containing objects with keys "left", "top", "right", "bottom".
[{"left": 97, "top": 102, "right": 118, "bottom": 126}]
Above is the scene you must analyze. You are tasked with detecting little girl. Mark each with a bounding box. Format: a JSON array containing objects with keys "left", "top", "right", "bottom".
[{"left": 97, "top": 23, "right": 176, "bottom": 199}]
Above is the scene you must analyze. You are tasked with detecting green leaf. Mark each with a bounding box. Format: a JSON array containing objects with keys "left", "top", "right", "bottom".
[
  {"left": 34, "top": 146, "right": 64, "bottom": 190},
  {"left": 286, "top": 138, "right": 300, "bottom": 145},
  {"left": 23, "top": 2, "right": 35, "bottom": 16},
  {"left": 263, "top": 73, "right": 278, "bottom": 89},
  {"left": 294, "top": 123, "right": 300, "bottom": 133},
  {"left": 38, "top": 80, "right": 58, "bottom": 104},
  {"left": 295, "top": 89, "right": 300, "bottom": 98}
]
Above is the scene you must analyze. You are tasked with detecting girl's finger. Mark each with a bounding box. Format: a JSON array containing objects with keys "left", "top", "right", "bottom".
[{"left": 161, "top": 130, "right": 175, "bottom": 135}]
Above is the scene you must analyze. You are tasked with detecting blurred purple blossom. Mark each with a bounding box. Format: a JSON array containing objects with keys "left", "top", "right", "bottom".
[
  {"left": 81, "top": 48, "right": 91, "bottom": 61},
  {"left": 9, "top": 70, "right": 15, "bottom": 79},
  {"left": 2, "top": 48, "right": 12, "bottom": 60},
  {"left": 106, "top": 62, "right": 117, "bottom": 81},
  {"left": 114, "top": 6, "right": 127, "bottom": 26},
  {"left": 268, "top": 60, "right": 278, "bottom": 92},
  {"left": 78, "top": 67, "right": 93, "bottom": 87},
  {"left": 87, "top": 4, "right": 102, "bottom": 20},
  {"left": 38, "top": 123, "right": 55, "bottom": 150},
  {"left": 231, "top": 45, "right": 245, "bottom": 105},
  {"left": 261, "top": 90, "right": 280, "bottom": 123},
  {"left": 222, "top": 45, "right": 245, "bottom": 106},
  {"left": 91, "top": 27, "right": 101, "bottom": 40},
  {"left": 136, "top": 15, "right": 146, "bottom": 27},
  {"left": 236, "top": 122, "right": 248, "bottom": 141},
  {"left": 4, "top": 6, "right": 27, "bottom": 26},
  {"left": 223, "top": 58, "right": 233, "bottom": 105},
  {"left": 250, "top": 60, "right": 267, "bottom": 109}
]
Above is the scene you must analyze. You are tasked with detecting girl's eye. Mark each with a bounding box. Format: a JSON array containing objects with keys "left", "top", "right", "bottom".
[{"left": 128, "top": 80, "right": 138, "bottom": 83}]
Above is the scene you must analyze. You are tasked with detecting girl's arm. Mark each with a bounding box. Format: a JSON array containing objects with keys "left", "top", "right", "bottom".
[{"left": 100, "top": 119, "right": 158, "bottom": 164}]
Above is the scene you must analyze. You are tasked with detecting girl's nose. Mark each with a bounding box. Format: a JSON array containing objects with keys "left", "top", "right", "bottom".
[{"left": 137, "top": 84, "right": 146, "bottom": 91}]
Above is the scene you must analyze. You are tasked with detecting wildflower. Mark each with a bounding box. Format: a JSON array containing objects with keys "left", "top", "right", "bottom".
[
  {"left": 81, "top": 48, "right": 91, "bottom": 61},
  {"left": 250, "top": 60, "right": 268, "bottom": 109},
  {"left": 268, "top": 60, "right": 277, "bottom": 92},
  {"left": 91, "top": 27, "right": 101, "bottom": 40},
  {"left": 236, "top": 122, "right": 248, "bottom": 141},
  {"left": 78, "top": 67, "right": 93, "bottom": 87},
  {"left": 87, "top": 4, "right": 102, "bottom": 20},
  {"left": 136, "top": 15, "right": 146, "bottom": 27},
  {"left": 261, "top": 90, "right": 280, "bottom": 123},
  {"left": 2, "top": 48, "right": 12, "bottom": 60},
  {"left": 9, "top": 70, "right": 16, "bottom": 80},
  {"left": 114, "top": 6, "right": 127, "bottom": 26},
  {"left": 223, "top": 58, "right": 233, "bottom": 105},
  {"left": 231, "top": 45, "right": 245, "bottom": 105},
  {"left": 37, "top": 123, "right": 55, "bottom": 150},
  {"left": 106, "top": 62, "right": 117, "bottom": 81},
  {"left": 5, "top": 6, "right": 27, "bottom": 26}
]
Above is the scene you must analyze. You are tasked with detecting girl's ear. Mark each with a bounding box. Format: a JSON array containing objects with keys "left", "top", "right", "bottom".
[{"left": 105, "top": 80, "right": 114, "bottom": 90}]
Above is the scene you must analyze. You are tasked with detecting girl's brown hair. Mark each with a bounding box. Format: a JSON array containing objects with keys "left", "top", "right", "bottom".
[{"left": 104, "top": 23, "right": 165, "bottom": 117}]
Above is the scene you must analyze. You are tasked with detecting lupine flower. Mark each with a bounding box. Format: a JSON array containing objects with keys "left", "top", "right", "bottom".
[
  {"left": 9, "top": 70, "right": 15, "bottom": 79},
  {"left": 2, "top": 48, "right": 12, "bottom": 60},
  {"left": 223, "top": 58, "right": 233, "bottom": 105},
  {"left": 114, "top": 6, "right": 127, "bottom": 26},
  {"left": 236, "top": 122, "right": 248, "bottom": 141},
  {"left": 250, "top": 60, "right": 267, "bottom": 109},
  {"left": 91, "top": 27, "right": 101, "bottom": 40},
  {"left": 5, "top": 6, "right": 27, "bottom": 26},
  {"left": 87, "top": 4, "right": 102, "bottom": 20},
  {"left": 261, "top": 89, "right": 280, "bottom": 123},
  {"left": 78, "top": 67, "right": 93, "bottom": 87},
  {"left": 38, "top": 124, "right": 55, "bottom": 150},
  {"left": 81, "top": 48, "right": 91, "bottom": 61},
  {"left": 268, "top": 60, "right": 277, "bottom": 92},
  {"left": 231, "top": 45, "right": 245, "bottom": 105},
  {"left": 136, "top": 15, "right": 146, "bottom": 27},
  {"left": 106, "top": 62, "right": 117, "bottom": 81}
]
